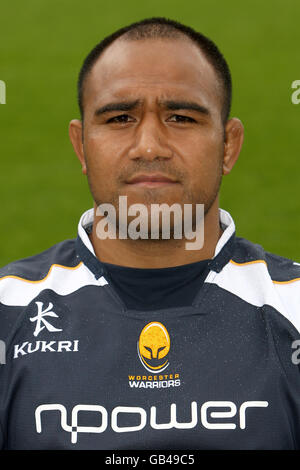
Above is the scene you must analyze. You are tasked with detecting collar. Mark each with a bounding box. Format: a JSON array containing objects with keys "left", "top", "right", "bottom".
[{"left": 76, "top": 207, "right": 236, "bottom": 279}]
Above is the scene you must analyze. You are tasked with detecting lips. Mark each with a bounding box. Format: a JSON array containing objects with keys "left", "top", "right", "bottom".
[{"left": 126, "top": 174, "right": 178, "bottom": 185}]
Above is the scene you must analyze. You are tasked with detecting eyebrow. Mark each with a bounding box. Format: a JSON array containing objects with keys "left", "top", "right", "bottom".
[
  {"left": 94, "top": 99, "right": 210, "bottom": 117},
  {"left": 159, "top": 100, "right": 210, "bottom": 116},
  {"left": 94, "top": 100, "right": 141, "bottom": 116}
]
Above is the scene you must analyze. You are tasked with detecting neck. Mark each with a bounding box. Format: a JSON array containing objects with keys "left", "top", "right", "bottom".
[{"left": 89, "top": 197, "right": 222, "bottom": 268}]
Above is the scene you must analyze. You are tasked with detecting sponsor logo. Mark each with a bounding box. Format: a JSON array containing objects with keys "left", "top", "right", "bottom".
[
  {"left": 128, "top": 322, "right": 181, "bottom": 389},
  {"left": 14, "top": 340, "right": 79, "bottom": 359},
  {"left": 35, "top": 400, "right": 269, "bottom": 444},
  {"left": 13, "top": 302, "right": 79, "bottom": 359},
  {"left": 128, "top": 373, "right": 180, "bottom": 389},
  {"left": 137, "top": 322, "right": 170, "bottom": 373},
  {"left": 30, "top": 302, "right": 63, "bottom": 337}
]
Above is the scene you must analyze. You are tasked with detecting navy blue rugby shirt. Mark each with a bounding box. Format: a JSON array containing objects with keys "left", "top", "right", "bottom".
[
  {"left": 1, "top": 208, "right": 300, "bottom": 449},
  {"left": 84, "top": 219, "right": 211, "bottom": 311}
]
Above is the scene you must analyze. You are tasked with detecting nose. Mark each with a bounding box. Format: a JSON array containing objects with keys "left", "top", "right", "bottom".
[{"left": 127, "top": 114, "right": 173, "bottom": 161}]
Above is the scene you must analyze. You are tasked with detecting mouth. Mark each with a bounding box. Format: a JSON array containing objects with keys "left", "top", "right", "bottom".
[{"left": 126, "top": 173, "right": 179, "bottom": 188}]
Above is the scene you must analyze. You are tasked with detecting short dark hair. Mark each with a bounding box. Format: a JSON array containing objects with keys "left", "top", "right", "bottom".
[{"left": 77, "top": 17, "right": 232, "bottom": 124}]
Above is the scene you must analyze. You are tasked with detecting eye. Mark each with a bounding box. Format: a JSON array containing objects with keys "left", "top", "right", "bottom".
[
  {"left": 106, "top": 114, "right": 135, "bottom": 123},
  {"left": 167, "top": 114, "right": 196, "bottom": 123}
]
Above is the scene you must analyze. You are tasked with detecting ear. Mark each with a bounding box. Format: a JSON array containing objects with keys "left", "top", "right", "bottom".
[
  {"left": 69, "top": 119, "right": 87, "bottom": 174},
  {"left": 222, "top": 118, "right": 244, "bottom": 175}
]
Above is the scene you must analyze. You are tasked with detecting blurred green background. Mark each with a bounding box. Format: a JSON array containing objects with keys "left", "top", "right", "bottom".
[{"left": 0, "top": 0, "right": 299, "bottom": 266}]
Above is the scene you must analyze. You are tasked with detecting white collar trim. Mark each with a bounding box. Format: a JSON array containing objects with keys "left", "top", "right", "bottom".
[{"left": 78, "top": 207, "right": 235, "bottom": 260}]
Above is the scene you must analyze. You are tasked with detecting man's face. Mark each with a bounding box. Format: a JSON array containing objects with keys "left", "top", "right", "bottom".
[{"left": 79, "top": 37, "right": 226, "bottom": 226}]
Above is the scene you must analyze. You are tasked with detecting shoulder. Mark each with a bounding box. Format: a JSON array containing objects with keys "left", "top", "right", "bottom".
[
  {"left": 0, "top": 238, "right": 79, "bottom": 282},
  {"left": 231, "top": 236, "right": 300, "bottom": 283},
  {"left": 0, "top": 239, "right": 83, "bottom": 307},
  {"left": 211, "top": 236, "right": 300, "bottom": 333}
]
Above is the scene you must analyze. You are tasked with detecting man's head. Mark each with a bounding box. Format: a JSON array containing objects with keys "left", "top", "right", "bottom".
[
  {"left": 69, "top": 17, "right": 243, "bottom": 236},
  {"left": 77, "top": 18, "right": 232, "bottom": 126}
]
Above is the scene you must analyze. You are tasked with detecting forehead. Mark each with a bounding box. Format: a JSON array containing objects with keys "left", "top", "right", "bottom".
[{"left": 83, "top": 37, "right": 222, "bottom": 111}]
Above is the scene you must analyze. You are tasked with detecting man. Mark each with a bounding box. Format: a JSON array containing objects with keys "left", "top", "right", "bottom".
[{"left": 0, "top": 17, "right": 300, "bottom": 450}]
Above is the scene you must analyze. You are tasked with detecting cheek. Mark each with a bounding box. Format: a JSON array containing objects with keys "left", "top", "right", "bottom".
[
  {"left": 87, "top": 126, "right": 128, "bottom": 155},
  {"left": 184, "top": 134, "right": 223, "bottom": 183},
  {"left": 84, "top": 135, "right": 119, "bottom": 180}
]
